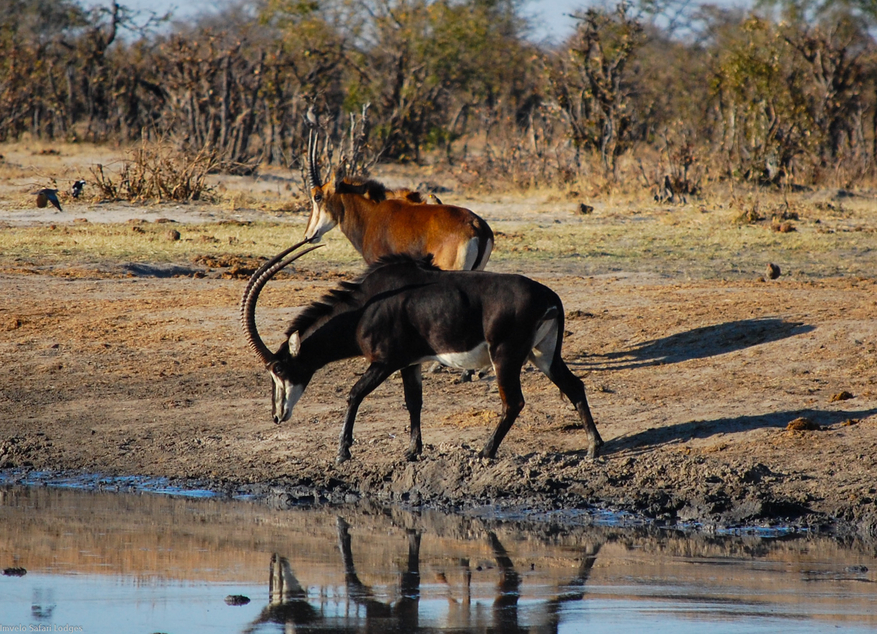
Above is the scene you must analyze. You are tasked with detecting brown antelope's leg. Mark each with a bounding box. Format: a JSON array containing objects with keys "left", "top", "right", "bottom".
[
  {"left": 479, "top": 359, "right": 525, "bottom": 459},
  {"left": 400, "top": 365, "right": 424, "bottom": 460},
  {"left": 339, "top": 362, "right": 394, "bottom": 463},
  {"left": 545, "top": 359, "right": 604, "bottom": 458}
]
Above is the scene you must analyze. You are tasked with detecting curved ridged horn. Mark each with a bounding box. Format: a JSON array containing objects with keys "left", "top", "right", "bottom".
[
  {"left": 306, "top": 128, "right": 322, "bottom": 190},
  {"left": 241, "top": 239, "right": 324, "bottom": 366}
]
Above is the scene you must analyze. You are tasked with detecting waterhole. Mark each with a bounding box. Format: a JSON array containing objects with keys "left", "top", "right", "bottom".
[{"left": 0, "top": 483, "right": 874, "bottom": 633}]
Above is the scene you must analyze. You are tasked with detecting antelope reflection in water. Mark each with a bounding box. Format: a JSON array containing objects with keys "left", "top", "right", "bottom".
[
  {"left": 433, "top": 531, "right": 601, "bottom": 633},
  {"left": 245, "top": 516, "right": 420, "bottom": 633},
  {"left": 246, "top": 517, "right": 602, "bottom": 633}
]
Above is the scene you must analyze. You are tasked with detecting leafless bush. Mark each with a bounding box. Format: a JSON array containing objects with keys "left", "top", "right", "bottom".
[
  {"left": 90, "top": 142, "right": 219, "bottom": 202},
  {"left": 4, "top": 0, "right": 877, "bottom": 194}
]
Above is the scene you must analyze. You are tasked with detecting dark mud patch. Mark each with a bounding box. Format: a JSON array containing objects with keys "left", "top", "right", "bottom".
[
  {"left": 3, "top": 448, "right": 872, "bottom": 542},
  {"left": 123, "top": 262, "right": 206, "bottom": 278}
]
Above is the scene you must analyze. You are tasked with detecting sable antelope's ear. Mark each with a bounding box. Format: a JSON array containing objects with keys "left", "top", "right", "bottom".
[
  {"left": 334, "top": 164, "right": 347, "bottom": 182},
  {"left": 288, "top": 331, "right": 302, "bottom": 357}
]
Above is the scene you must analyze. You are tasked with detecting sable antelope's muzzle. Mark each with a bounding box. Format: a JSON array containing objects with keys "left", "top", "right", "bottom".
[{"left": 271, "top": 373, "right": 304, "bottom": 424}]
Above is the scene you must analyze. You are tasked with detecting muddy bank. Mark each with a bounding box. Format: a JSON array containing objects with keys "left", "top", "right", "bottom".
[{"left": 2, "top": 268, "right": 876, "bottom": 540}]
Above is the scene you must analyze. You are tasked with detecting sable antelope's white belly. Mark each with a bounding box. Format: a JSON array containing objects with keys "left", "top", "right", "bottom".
[{"left": 418, "top": 342, "right": 491, "bottom": 370}]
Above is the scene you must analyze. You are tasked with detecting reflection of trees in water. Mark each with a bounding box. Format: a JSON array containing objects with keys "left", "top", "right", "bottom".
[{"left": 246, "top": 516, "right": 603, "bottom": 633}]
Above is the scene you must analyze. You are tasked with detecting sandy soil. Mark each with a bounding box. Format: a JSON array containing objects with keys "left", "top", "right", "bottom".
[{"left": 1, "top": 156, "right": 876, "bottom": 539}]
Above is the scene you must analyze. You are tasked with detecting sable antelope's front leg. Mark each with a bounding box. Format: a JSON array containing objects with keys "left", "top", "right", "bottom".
[
  {"left": 400, "top": 365, "right": 423, "bottom": 461},
  {"left": 338, "top": 362, "right": 394, "bottom": 463}
]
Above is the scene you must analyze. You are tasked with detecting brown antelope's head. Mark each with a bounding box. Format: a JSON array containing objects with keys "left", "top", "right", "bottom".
[
  {"left": 241, "top": 240, "right": 323, "bottom": 424},
  {"left": 304, "top": 130, "right": 342, "bottom": 244}
]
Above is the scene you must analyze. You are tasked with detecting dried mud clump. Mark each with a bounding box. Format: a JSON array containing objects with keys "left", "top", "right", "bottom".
[
  {"left": 191, "top": 254, "right": 261, "bottom": 279},
  {"left": 786, "top": 417, "right": 821, "bottom": 431},
  {"left": 830, "top": 391, "right": 855, "bottom": 402}
]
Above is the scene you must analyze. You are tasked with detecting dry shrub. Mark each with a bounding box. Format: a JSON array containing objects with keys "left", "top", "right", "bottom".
[{"left": 90, "top": 142, "right": 220, "bottom": 203}]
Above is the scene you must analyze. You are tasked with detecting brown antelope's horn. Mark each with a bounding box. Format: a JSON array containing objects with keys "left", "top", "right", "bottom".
[
  {"left": 306, "top": 128, "right": 321, "bottom": 190},
  {"left": 305, "top": 129, "right": 316, "bottom": 190},
  {"left": 240, "top": 239, "right": 324, "bottom": 366}
]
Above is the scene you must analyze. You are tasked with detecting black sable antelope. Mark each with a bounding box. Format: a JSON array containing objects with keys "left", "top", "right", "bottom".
[{"left": 241, "top": 240, "right": 603, "bottom": 462}]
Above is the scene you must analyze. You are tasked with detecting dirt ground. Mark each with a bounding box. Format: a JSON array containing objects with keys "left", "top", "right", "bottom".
[{"left": 1, "top": 153, "right": 876, "bottom": 539}]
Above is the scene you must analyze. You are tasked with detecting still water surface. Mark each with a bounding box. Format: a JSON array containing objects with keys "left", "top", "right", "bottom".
[{"left": 0, "top": 485, "right": 875, "bottom": 633}]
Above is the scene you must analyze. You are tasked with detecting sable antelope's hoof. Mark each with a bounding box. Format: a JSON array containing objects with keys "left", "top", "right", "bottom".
[
  {"left": 587, "top": 439, "right": 604, "bottom": 459},
  {"left": 405, "top": 442, "right": 422, "bottom": 462},
  {"left": 459, "top": 370, "right": 474, "bottom": 383},
  {"left": 336, "top": 449, "right": 352, "bottom": 464},
  {"left": 477, "top": 447, "right": 496, "bottom": 460}
]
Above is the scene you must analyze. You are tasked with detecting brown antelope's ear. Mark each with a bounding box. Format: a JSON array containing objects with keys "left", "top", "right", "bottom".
[
  {"left": 288, "top": 331, "right": 302, "bottom": 357},
  {"left": 334, "top": 164, "right": 347, "bottom": 182}
]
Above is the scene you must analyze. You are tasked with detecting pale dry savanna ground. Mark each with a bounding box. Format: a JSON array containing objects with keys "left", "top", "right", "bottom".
[{"left": 0, "top": 141, "right": 876, "bottom": 536}]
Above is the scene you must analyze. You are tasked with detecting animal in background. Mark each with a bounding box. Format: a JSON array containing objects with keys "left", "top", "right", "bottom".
[{"left": 302, "top": 130, "right": 493, "bottom": 272}]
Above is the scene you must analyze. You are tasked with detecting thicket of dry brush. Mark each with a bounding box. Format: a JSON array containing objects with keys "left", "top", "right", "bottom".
[{"left": 2, "top": 0, "right": 877, "bottom": 195}]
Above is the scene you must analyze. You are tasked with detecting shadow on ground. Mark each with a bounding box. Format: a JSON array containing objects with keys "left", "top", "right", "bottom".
[
  {"left": 601, "top": 407, "right": 877, "bottom": 455},
  {"left": 572, "top": 318, "right": 814, "bottom": 370}
]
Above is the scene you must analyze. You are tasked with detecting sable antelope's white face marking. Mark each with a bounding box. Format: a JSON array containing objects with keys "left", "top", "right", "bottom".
[
  {"left": 305, "top": 189, "right": 337, "bottom": 243},
  {"left": 271, "top": 371, "right": 305, "bottom": 424},
  {"left": 269, "top": 331, "right": 306, "bottom": 424}
]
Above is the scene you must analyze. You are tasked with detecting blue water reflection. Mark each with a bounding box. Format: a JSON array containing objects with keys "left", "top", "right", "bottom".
[{"left": 0, "top": 485, "right": 874, "bottom": 633}]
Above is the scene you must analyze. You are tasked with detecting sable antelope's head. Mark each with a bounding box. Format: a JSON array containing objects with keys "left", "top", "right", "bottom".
[
  {"left": 304, "top": 129, "right": 343, "bottom": 244},
  {"left": 241, "top": 240, "right": 323, "bottom": 424}
]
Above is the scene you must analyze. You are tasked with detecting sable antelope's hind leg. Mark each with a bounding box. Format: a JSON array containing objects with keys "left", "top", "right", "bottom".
[
  {"left": 338, "top": 362, "right": 394, "bottom": 463},
  {"left": 400, "top": 365, "right": 424, "bottom": 460},
  {"left": 542, "top": 358, "right": 603, "bottom": 458},
  {"left": 478, "top": 354, "right": 526, "bottom": 459},
  {"left": 527, "top": 321, "right": 603, "bottom": 458}
]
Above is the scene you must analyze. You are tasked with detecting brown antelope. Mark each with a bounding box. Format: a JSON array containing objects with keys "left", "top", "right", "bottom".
[
  {"left": 241, "top": 240, "right": 603, "bottom": 463},
  {"left": 303, "top": 131, "right": 493, "bottom": 271}
]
